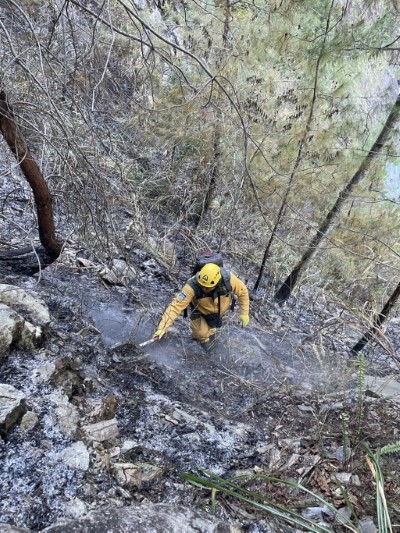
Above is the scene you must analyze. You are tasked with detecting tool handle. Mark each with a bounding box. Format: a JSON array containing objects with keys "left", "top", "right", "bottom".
[{"left": 138, "top": 337, "right": 157, "bottom": 348}]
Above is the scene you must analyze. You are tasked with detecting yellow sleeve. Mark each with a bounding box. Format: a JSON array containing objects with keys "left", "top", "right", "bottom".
[
  {"left": 230, "top": 273, "right": 249, "bottom": 316},
  {"left": 157, "top": 283, "right": 195, "bottom": 332}
]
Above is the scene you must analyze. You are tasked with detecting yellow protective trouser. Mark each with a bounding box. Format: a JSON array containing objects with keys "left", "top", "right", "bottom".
[{"left": 190, "top": 317, "right": 217, "bottom": 343}]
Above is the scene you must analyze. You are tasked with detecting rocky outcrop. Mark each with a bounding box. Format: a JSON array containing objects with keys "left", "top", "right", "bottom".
[
  {"left": 0, "top": 284, "right": 50, "bottom": 359},
  {"left": 0, "top": 284, "right": 50, "bottom": 325},
  {"left": 0, "top": 383, "right": 26, "bottom": 435},
  {"left": 39, "top": 504, "right": 241, "bottom": 532}
]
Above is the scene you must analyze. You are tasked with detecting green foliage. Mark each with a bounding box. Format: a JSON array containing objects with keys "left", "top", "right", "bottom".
[
  {"left": 355, "top": 352, "right": 367, "bottom": 442},
  {"left": 362, "top": 442, "right": 400, "bottom": 532},
  {"left": 181, "top": 469, "right": 351, "bottom": 532},
  {"left": 182, "top": 438, "right": 400, "bottom": 532},
  {"left": 1, "top": 0, "right": 400, "bottom": 302},
  {"left": 379, "top": 441, "right": 400, "bottom": 456}
]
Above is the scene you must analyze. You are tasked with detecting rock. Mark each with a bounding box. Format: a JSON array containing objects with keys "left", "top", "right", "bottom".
[
  {"left": 120, "top": 439, "right": 139, "bottom": 453},
  {"left": 112, "top": 462, "right": 163, "bottom": 488},
  {"left": 109, "top": 446, "right": 120, "bottom": 458},
  {"left": 65, "top": 498, "right": 87, "bottom": 519},
  {"left": 301, "top": 506, "right": 334, "bottom": 520},
  {"left": 268, "top": 447, "right": 281, "bottom": 469},
  {"left": 0, "top": 383, "right": 26, "bottom": 435},
  {"left": 0, "top": 304, "right": 43, "bottom": 358},
  {"left": 57, "top": 402, "right": 80, "bottom": 437},
  {"left": 335, "top": 506, "right": 352, "bottom": 525},
  {"left": 333, "top": 472, "right": 352, "bottom": 484},
  {"left": 76, "top": 257, "right": 97, "bottom": 269},
  {"left": 335, "top": 445, "right": 352, "bottom": 463},
  {"left": 147, "top": 236, "right": 176, "bottom": 266},
  {"left": 99, "top": 259, "right": 136, "bottom": 285},
  {"left": 33, "top": 362, "right": 57, "bottom": 382},
  {"left": 95, "top": 394, "right": 118, "bottom": 422},
  {"left": 0, "top": 303, "right": 24, "bottom": 359},
  {"left": 0, "top": 525, "right": 31, "bottom": 532},
  {"left": 61, "top": 442, "right": 90, "bottom": 471},
  {"left": 297, "top": 404, "right": 313, "bottom": 412},
  {"left": 365, "top": 375, "right": 400, "bottom": 402},
  {"left": 20, "top": 411, "right": 39, "bottom": 431},
  {"left": 51, "top": 357, "right": 84, "bottom": 398},
  {"left": 82, "top": 418, "right": 119, "bottom": 442},
  {"left": 0, "top": 284, "right": 50, "bottom": 325},
  {"left": 38, "top": 503, "right": 241, "bottom": 532},
  {"left": 357, "top": 517, "right": 378, "bottom": 533},
  {"left": 286, "top": 453, "right": 301, "bottom": 468},
  {"left": 49, "top": 390, "right": 80, "bottom": 437}
]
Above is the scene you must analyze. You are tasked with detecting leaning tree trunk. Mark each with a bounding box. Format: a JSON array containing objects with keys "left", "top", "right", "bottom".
[
  {"left": 0, "top": 90, "right": 62, "bottom": 267},
  {"left": 275, "top": 91, "right": 400, "bottom": 302},
  {"left": 351, "top": 280, "right": 400, "bottom": 354}
]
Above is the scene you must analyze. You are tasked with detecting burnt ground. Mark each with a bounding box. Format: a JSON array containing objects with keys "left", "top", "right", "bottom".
[{"left": 1, "top": 250, "right": 400, "bottom": 531}]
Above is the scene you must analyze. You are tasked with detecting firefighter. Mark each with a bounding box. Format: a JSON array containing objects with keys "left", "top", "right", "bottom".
[{"left": 153, "top": 263, "right": 250, "bottom": 346}]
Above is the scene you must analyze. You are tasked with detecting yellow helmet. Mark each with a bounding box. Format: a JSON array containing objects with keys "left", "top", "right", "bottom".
[{"left": 197, "top": 263, "right": 222, "bottom": 287}]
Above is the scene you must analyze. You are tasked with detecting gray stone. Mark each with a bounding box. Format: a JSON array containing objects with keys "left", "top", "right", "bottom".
[
  {"left": 49, "top": 391, "right": 80, "bottom": 437},
  {"left": 120, "top": 439, "right": 139, "bottom": 453},
  {"left": 302, "top": 506, "right": 334, "bottom": 520},
  {"left": 39, "top": 503, "right": 241, "bottom": 532},
  {"left": 82, "top": 418, "right": 119, "bottom": 442},
  {"left": 0, "top": 284, "right": 50, "bottom": 325},
  {"left": 298, "top": 404, "right": 314, "bottom": 412},
  {"left": 357, "top": 517, "right": 378, "bottom": 533},
  {"left": 0, "top": 304, "right": 23, "bottom": 359},
  {"left": 112, "top": 462, "right": 163, "bottom": 488},
  {"left": 0, "top": 301, "right": 43, "bottom": 357},
  {"left": 33, "top": 362, "right": 57, "bottom": 382},
  {"left": 0, "top": 525, "right": 31, "bottom": 532},
  {"left": 365, "top": 375, "right": 400, "bottom": 402},
  {"left": 0, "top": 283, "right": 51, "bottom": 356},
  {"left": 335, "top": 445, "right": 352, "bottom": 463},
  {"left": 65, "top": 498, "right": 87, "bottom": 519},
  {"left": 334, "top": 472, "right": 352, "bottom": 484},
  {"left": 99, "top": 259, "right": 136, "bottom": 285},
  {"left": 61, "top": 441, "right": 90, "bottom": 471},
  {"left": 20, "top": 411, "right": 39, "bottom": 431},
  {"left": 335, "top": 506, "right": 352, "bottom": 524},
  {"left": 0, "top": 383, "right": 26, "bottom": 434}
]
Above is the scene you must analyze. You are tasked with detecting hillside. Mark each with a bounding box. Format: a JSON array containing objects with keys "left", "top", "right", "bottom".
[{"left": 1, "top": 1, "right": 400, "bottom": 531}]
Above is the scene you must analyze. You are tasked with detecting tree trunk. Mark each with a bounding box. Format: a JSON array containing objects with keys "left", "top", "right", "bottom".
[
  {"left": 253, "top": 216, "right": 279, "bottom": 291},
  {"left": 0, "top": 90, "right": 62, "bottom": 260},
  {"left": 351, "top": 280, "right": 400, "bottom": 354},
  {"left": 275, "top": 91, "right": 400, "bottom": 302}
]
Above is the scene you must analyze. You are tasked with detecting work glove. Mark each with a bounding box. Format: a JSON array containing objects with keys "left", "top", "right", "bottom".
[
  {"left": 153, "top": 328, "right": 166, "bottom": 341},
  {"left": 239, "top": 315, "right": 250, "bottom": 327}
]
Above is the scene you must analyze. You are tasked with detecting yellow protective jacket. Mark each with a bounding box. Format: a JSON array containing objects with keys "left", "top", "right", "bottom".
[{"left": 157, "top": 272, "right": 249, "bottom": 332}]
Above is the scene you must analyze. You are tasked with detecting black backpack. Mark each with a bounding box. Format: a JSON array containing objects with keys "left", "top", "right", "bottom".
[
  {"left": 183, "top": 251, "right": 235, "bottom": 318},
  {"left": 191, "top": 251, "right": 232, "bottom": 291}
]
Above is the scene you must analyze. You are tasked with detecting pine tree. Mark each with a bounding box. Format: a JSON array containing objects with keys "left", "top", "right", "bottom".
[{"left": 275, "top": 90, "right": 400, "bottom": 302}]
